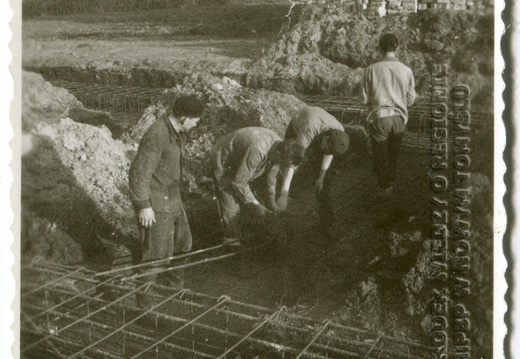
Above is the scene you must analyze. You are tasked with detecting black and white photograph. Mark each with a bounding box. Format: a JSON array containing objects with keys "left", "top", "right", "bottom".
[{"left": 10, "top": 0, "right": 507, "bottom": 357}]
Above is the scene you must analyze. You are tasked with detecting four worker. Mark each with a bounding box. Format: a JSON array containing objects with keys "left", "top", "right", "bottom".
[{"left": 128, "top": 33, "right": 415, "bottom": 299}]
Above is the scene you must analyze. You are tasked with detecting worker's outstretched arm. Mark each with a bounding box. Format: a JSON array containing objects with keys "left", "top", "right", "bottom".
[
  {"left": 231, "top": 148, "right": 270, "bottom": 216},
  {"left": 277, "top": 166, "right": 295, "bottom": 212},
  {"left": 316, "top": 154, "right": 333, "bottom": 193},
  {"left": 265, "top": 164, "right": 280, "bottom": 212},
  {"left": 360, "top": 69, "right": 370, "bottom": 105},
  {"left": 406, "top": 73, "right": 416, "bottom": 107}
]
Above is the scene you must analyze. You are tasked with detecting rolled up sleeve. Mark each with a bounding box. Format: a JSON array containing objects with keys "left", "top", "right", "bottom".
[
  {"left": 264, "top": 164, "right": 279, "bottom": 196},
  {"left": 231, "top": 148, "right": 263, "bottom": 204}
]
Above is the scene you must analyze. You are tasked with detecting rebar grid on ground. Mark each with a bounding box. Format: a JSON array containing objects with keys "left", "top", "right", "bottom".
[
  {"left": 22, "top": 262, "right": 433, "bottom": 359},
  {"left": 30, "top": 263, "right": 431, "bottom": 355},
  {"left": 28, "top": 280, "right": 402, "bottom": 355}
]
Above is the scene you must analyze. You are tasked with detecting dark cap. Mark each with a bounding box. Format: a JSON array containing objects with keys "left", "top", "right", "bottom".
[
  {"left": 172, "top": 95, "right": 207, "bottom": 118},
  {"left": 321, "top": 129, "right": 350, "bottom": 156}
]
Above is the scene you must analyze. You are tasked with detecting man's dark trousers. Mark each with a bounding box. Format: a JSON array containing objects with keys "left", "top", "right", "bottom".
[
  {"left": 369, "top": 115, "right": 405, "bottom": 189},
  {"left": 215, "top": 178, "right": 275, "bottom": 243},
  {"left": 138, "top": 208, "right": 192, "bottom": 287}
]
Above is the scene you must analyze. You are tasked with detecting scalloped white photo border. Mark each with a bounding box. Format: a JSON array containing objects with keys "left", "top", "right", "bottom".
[{"left": 1, "top": 0, "right": 511, "bottom": 357}]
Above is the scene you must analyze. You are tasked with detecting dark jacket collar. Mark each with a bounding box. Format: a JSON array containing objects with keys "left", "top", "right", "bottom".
[{"left": 162, "top": 116, "right": 184, "bottom": 147}]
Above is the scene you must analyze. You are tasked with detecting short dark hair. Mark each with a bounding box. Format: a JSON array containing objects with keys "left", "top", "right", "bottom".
[
  {"left": 172, "top": 95, "right": 206, "bottom": 118},
  {"left": 277, "top": 139, "right": 305, "bottom": 167},
  {"left": 379, "top": 33, "right": 399, "bottom": 52},
  {"left": 320, "top": 129, "right": 349, "bottom": 156}
]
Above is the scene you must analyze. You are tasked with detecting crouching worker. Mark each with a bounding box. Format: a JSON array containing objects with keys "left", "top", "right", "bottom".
[
  {"left": 278, "top": 105, "right": 350, "bottom": 238},
  {"left": 129, "top": 95, "right": 206, "bottom": 308},
  {"left": 210, "top": 127, "right": 305, "bottom": 247}
]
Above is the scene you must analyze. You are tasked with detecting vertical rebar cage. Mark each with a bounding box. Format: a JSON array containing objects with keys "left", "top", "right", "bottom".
[
  {"left": 21, "top": 262, "right": 433, "bottom": 359},
  {"left": 49, "top": 80, "right": 491, "bottom": 151}
]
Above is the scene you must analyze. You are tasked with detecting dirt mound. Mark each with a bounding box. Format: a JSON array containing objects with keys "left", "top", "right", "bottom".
[
  {"left": 23, "top": 118, "right": 138, "bottom": 265},
  {"left": 254, "top": 11, "right": 493, "bottom": 108},
  {"left": 22, "top": 73, "right": 136, "bottom": 264},
  {"left": 41, "top": 118, "right": 135, "bottom": 236},
  {"left": 309, "top": 211, "right": 431, "bottom": 336},
  {"left": 21, "top": 209, "right": 84, "bottom": 265},
  {"left": 22, "top": 71, "right": 83, "bottom": 132},
  {"left": 246, "top": 53, "right": 363, "bottom": 95},
  {"left": 23, "top": 71, "right": 124, "bottom": 138}
]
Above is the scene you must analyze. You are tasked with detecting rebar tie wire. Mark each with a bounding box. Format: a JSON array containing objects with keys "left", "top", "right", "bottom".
[
  {"left": 21, "top": 281, "right": 153, "bottom": 354},
  {"left": 362, "top": 332, "right": 383, "bottom": 359},
  {"left": 22, "top": 277, "right": 116, "bottom": 322},
  {"left": 65, "top": 288, "right": 188, "bottom": 359},
  {"left": 23, "top": 302, "right": 217, "bottom": 359},
  {"left": 294, "top": 320, "right": 332, "bottom": 359},
  {"left": 216, "top": 308, "right": 283, "bottom": 359},
  {"left": 21, "top": 310, "right": 67, "bottom": 359},
  {"left": 129, "top": 296, "right": 231, "bottom": 359}
]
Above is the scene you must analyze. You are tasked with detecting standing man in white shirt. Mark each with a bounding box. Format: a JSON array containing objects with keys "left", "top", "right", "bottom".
[{"left": 361, "top": 33, "right": 416, "bottom": 193}]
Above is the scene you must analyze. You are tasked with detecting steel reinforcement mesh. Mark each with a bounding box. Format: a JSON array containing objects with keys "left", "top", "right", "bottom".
[
  {"left": 50, "top": 80, "right": 492, "bottom": 151},
  {"left": 21, "top": 262, "right": 433, "bottom": 359}
]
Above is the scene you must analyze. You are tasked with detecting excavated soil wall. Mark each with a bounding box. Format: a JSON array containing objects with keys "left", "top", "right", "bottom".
[{"left": 256, "top": 11, "right": 494, "bottom": 108}]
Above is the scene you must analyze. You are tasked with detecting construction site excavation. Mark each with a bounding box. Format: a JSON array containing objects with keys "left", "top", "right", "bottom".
[{"left": 21, "top": 0, "right": 495, "bottom": 358}]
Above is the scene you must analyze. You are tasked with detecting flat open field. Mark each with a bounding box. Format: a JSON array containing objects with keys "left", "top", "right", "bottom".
[{"left": 23, "top": 5, "right": 289, "bottom": 71}]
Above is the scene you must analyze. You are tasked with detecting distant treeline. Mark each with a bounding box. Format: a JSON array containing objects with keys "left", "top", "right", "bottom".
[{"left": 22, "top": 0, "right": 234, "bottom": 18}]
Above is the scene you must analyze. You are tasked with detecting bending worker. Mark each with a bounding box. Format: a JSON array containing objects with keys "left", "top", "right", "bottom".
[
  {"left": 210, "top": 127, "right": 305, "bottom": 247},
  {"left": 129, "top": 95, "right": 206, "bottom": 308},
  {"left": 361, "top": 33, "right": 416, "bottom": 194},
  {"left": 277, "top": 105, "right": 350, "bottom": 238}
]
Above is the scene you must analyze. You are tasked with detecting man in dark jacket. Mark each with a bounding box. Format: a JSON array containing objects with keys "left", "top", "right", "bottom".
[
  {"left": 361, "top": 33, "right": 416, "bottom": 193},
  {"left": 210, "top": 127, "right": 304, "bottom": 247},
  {"left": 277, "top": 106, "right": 350, "bottom": 238},
  {"left": 129, "top": 95, "right": 206, "bottom": 306}
]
